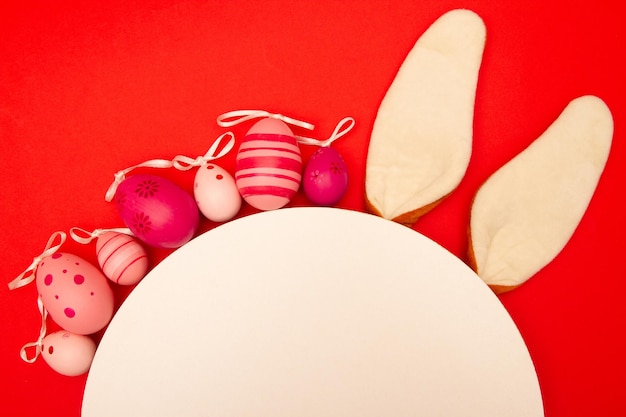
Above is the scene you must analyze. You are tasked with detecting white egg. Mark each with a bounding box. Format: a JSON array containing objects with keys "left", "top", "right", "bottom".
[
  {"left": 41, "top": 331, "right": 97, "bottom": 376},
  {"left": 194, "top": 163, "right": 242, "bottom": 222}
]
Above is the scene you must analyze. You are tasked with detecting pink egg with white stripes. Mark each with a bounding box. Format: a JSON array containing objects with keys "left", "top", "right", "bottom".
[
  {"left": 36, "top": 253, "right": 114, "bottom": 335},
  {"left": 96, "top": 232, "right": 149, "bottom": 285},
  {"left": 235, "top": 118, "right": 302, "bottom": 211}
]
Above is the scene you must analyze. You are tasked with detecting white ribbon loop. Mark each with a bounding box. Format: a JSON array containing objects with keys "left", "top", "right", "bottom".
[
  {"left": 104, "top": 159, "right": 173, "bottom": 202},
  {"left": 19, "top": 296, "right": 48, "bottom": 363},
  {"left": 171, "top": 131, "right": 236, "bottom": 170},
  {"left": 8, "top": 231, "right": 67, "bottom": 290},
  {"left": 104, "top": 131, "right": 236, "bottom": 202},
  {"left": 216, "top": 110, "right": 315, "bottom": 131},
  {"left": 69, "top": 226, "right": 135, "bottom": 244},
  {"left": 296, "top": 117, "right": 356, "bottom": 147}
]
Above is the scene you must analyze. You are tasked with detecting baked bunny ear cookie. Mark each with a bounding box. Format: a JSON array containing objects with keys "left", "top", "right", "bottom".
[
  {"left": 469, "top": 95, "right": 613, "bottom": 294},
  {"left": 365, "top": 9, "right": 486, "bottom": 226}
]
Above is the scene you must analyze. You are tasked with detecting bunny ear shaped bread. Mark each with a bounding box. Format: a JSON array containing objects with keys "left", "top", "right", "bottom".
[
  {"left": 365, "top": 9, "right": 486, "bottom": 225},
  {"left": 469, "top": 95, "right": 613, "bottom": 294}
]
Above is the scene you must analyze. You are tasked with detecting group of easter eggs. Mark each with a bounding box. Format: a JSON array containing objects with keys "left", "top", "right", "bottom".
[{"left": 9, "top": 111, "right": 355, "bottom": 376}]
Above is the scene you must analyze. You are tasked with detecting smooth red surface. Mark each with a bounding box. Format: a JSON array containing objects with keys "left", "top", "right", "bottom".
[{"left": 1, "top": 1, "right": 624, "bottom": 416}]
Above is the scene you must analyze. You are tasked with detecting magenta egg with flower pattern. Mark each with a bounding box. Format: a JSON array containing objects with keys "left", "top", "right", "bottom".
[
  {"left": 302, "top": 147, "right": 348, "bottom": 206},
  {"left": 114, "top": 174, "right": 199, "bottom": 248},
  {"left": 36, "top": 252, "right": 114, "bottom": 335}
]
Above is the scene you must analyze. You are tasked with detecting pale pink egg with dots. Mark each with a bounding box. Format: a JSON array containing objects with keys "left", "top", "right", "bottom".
[
  {"left": 194, "top": 163, "right": 242, "bottom": 222},
  {"left": 96, "top": 232, "right": 149, "bottom": 286},
  {"left": 235, "top": 118, "right": 302, "bottom": 211},
  {"left": 115, "top": 174, "right": 200, "bottom": 248},
  {"left": 41, "top": 330, "right": 96, "bottom": 376},
  {"left": 36, "top": 252, "right": 114, "bottom": 335}
]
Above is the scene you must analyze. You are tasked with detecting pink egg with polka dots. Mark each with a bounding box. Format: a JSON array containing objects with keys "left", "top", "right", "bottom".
[
  {"left": 96, "top": 231, "right": 149, "bottom": 285},
  {"left": 194, "top": 163, "right": 241, "bottom": 222},
  {"left": 36, "top": 252, "right": 114, "bottom": 335},
  {"left": 235, "top": 118, "right": 302, "bottom": 211},
  {"left": 114, "top": 174, "right": 200, "bottom": 248}
]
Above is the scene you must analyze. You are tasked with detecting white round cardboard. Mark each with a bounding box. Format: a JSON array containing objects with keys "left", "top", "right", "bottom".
[{"left": 83, "top": 207, "right": 543, "bottom": 417}]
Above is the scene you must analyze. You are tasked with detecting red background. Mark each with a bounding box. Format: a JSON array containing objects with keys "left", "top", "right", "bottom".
[{"left": 1, "top": 1, "right": 624, "bottom": 416}]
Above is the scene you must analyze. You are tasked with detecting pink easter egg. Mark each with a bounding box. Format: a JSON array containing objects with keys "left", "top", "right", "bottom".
[
  {"left": 96, "top": 231, "right": 149, "bottom": 285},
  {"left": 194, "top": 163, "right": 242, "bottom": 222},
  {"left": 41, "top": 330, "right": 96, "bottom": 376},
  {"left": 114, "top": 174, "right": 200, "bottom": 248},
  {"left": 36, "top": 252, "right": 114, "bottom": 335},
  {"left": 302, "top": 147, "right": 349, "bottom": 206},
  {"left": 235, "top": 118, "right": 302, "bottom": 211}
]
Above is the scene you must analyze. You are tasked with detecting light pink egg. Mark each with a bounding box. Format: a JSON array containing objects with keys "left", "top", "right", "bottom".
[
  {"left": 235, "top": 118, "right": 302, "bottom": 211},
  {"left": 115, "top": 174, "right": 199, "bottom": 248},
  {"left": 303, "top": 147, "right": 349, "bottom": 206},
  {"left": 36, "top": 252, "right": 114, "bottom": 335},
  {"left": 96, "top": 232, "right": 149, "bottom": 285},
  {"left": 41, "top": 330, "right": 96, "bottom": 376},
  {"left": 194, "top": 163, "right": 242, "bottom": 222}
]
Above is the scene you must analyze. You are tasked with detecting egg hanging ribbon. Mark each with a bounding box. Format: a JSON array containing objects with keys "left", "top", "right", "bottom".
[
  {"left": 69, "top": 226, "right": 135, "bottom": 244},
  {"left": 104, "top": 131, "right": 236, "bottom": 202},
  {"left": 8, "top": 231, "right": 67, "bottom": 290},
  {"left": 217, "top": 110, "right": 354, "bottom": 146},
  {"left": 18, "top": 296, "right": 48, "bottom": 363},
  {"left": 295, "top": 116, "right": 355, "bottom": 147},
  {"left": 7, "top": 231, "right": 65, "bottom": 363},
  {"left": 216, "top": 109, "right": 316, "bottom": 131}
]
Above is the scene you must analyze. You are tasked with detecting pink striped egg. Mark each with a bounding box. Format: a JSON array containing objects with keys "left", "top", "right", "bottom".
[
  {"left": 235, "top": 118, "right": 302, "bottom": 211},
  {"left": 96, "top": 232, "right": 149, "bottom": 286}
]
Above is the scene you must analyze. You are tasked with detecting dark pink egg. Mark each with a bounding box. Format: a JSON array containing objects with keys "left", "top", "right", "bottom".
[
  {"left": 235, "top": 118, "right": 302, "bottom": 211},
  {"left": 302, "top": 147, "right": 348, "bottom": 206},
  {"left": 36, "top": 252, "right": 114, "bottom": 335},
  {"left": 114, "top": 174, "right": 199, "bottom": 248}
]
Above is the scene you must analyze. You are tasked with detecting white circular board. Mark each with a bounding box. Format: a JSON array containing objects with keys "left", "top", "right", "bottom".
[{"left": 82, "top": 207, "right": 543, "bottom": 417}]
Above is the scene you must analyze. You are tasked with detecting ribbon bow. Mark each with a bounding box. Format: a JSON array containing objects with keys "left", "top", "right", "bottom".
[
  {"left": 8, "top": 232, "right": 67, "bottom": 362},
  {"left": 19, "top": 296, "right": 48, "bottom": 363},
  {"left": 8, "top": 231, "right": 67, "bottom": 290},
  {"left": 105, "top": 131, "right": 235, "bottom": 202},
  {"left": 296, "top": 117, "right": 355, "bottom": 147},
  {"left": 216, "top": 109, "right": 315, "bottom": 131},
  {"left": 217, "top": 110, "right": 354, "bottom": 148},
  {"left": 69, "top": 226, "right": 135, "bottom": 244}
]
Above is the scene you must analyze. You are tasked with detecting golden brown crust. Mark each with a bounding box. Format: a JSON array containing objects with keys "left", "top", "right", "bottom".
[
  {"left": 366, "top": 189, "right": 522, "bottom": 295},
  {"left": 468, "top": 238, "right": 520, "bottom": 294},
  {"left": 466, "top": 224, "right": 478, "bottom": 272},
  {"left": 488, "top": 284, "right": 521, "bottom": 294},
  {"left": 467, "top": 194, "right": 522, "bottom": 295},
  {"left": 364, "top": 196, "right": 384, "bottom": 219},
  {"left": 364, "top": 193, "right": 449, "bottom": 227}
]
